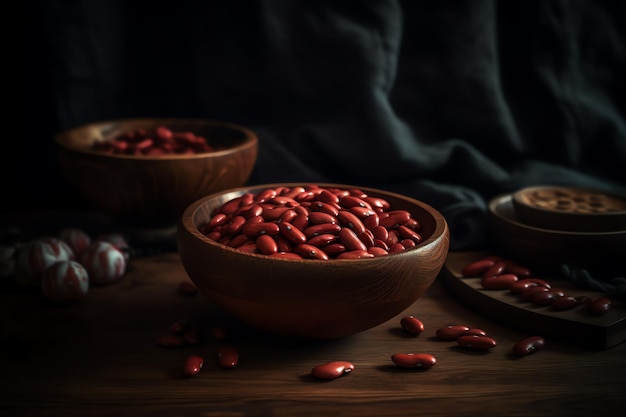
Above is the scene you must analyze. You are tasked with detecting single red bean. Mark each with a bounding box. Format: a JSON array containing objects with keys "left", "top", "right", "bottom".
[
  {"left": 551, "top": 296, "right": 579, "bottom": 311},
  {"left": 338, "top": 227, "right": 368, "bottom": 251},
  {"left": 481, "top": 273, "right": 519, "bottom": 290},
  {"left": 295, "top": 244, "right": 329, "bottom": 260},
  {"left": 363, "top": 196, "right": 390, "bottom": 211},
  {"left": 311, "top": 361, "right": 355, "bottom": 380},
  {"left": 397, "top": 225, "right": 422, "bottom": 243},
  {"left": 339, "top": 195, "right": 371, "bottom": 209},
  {"left": 243, "top": 222, "right": 280, "bottom": 238},
  {"left": 307, "top": 233, "right": 338, "bottom": 248},
  {"left": 400, "top": 316, "right": 425, "bottom": 335},
  {"left": 256, "top": 234, "right": 278, "bottom": 255},
  {"left": 457, "top": 335, "right": 497, "bottom": 350},
  {"left": 279, "top": 222, "right": 307, "bottom": 244},
  {"left": 303, "top": 223, "right": 341, "bottom": 238},
  {"left": 463, "top": 328, "right": 487, "bottom": 337},
  {"left": 532, "top": 289, "right": 565, "bottom": 306},
  {"left": 183, "top": 355, "right": 205, "bottom": 377},
  {"left": 308, "top": 212, "right": 338, "bottom": 225},
  {"left": 391, "top": 353, "right": 437, "bottom": 369},
  {"left": 482, "top": 261, "right": 507, "bottom": 278},
  {"left": 461, "top": 259, "right": 496, "bottom": 277},
  {"left": 519, "top": 286, "right": 550, "bottom": 301},
  {"left": 217, "top": 345, "right": 239, "bottom": 368},
  {"left": 436, "top": 325, "right": 471, "bottom": 340},
  {"left": 513, "top": 336, "right": 545, "bottom": 356},
  {"left": 337, "top": 211, "right": 367, "bottom": 235},
  {"left": 588, "top": 297, "right": 611, "bottom": 315},
  {"left": 379, "top": 210, "right": 411, "bottom": 229},
  {"left": 368, "top": 246, "right": 389, "bottom": 257},
  {"left": 509, "top": 278, "right": 551, "bottom": 294}
]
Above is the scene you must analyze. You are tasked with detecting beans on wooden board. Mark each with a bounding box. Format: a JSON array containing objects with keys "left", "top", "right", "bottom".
[
  {"left": 460, "top": 254, "right": 612, "bottom": 315},
  {"left": 199, "top": 185, "right": 426, "bottom": 259},
  {"left": 457, "top": 335, "right": 497, "bottom": 350},
  {"left": 512, "top": 336, "right": 545, "bottom": 357},
  {"left": 91, "top": 126, "right": 220, "bottom": 155}
]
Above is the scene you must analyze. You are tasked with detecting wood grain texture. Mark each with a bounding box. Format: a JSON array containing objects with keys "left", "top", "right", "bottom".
[{"left": 1, "top": 252, "right": 624, "bottom": 417}]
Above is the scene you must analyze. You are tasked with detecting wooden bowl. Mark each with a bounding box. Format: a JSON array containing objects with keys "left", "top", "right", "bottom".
[
  {"left": 511, "top": 185, "right": 626, "bottom": 232},
  {"left": 55, "top": 118, "right": 258, "bottom": 228},
  {"left": 177, "top": 183, "right": 450, "bottom": 339},
  {"left": 487, "top": 193, "right": 626, "bottom": 277}
]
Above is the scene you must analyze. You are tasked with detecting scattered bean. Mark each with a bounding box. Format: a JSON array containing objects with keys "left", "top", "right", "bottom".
[
  {"left": 400, "top": 316, "right": 425, "bottom": 335},
  {"left": 461, "top": 259, "right": 496, "bottom": 277},
  {"left": 512, "top": 336, "right": 545, "bottom": 356},
  {"left": 481, "top": 273, "right": 518, "bottom": 290},
  {"left": 457, "top": 335, "right": 497, "bottom": 350},
  {"left": 311, "top": 361, "right": 355, "bottom": 380},
  {"left": 217, "top": 345, "right": 240, "bottom": 368},
  {"left": 436, "top": 325, "right": 471, "bottom": 340},
  {"left": 391, "top": 353, "right": 437, "bottom": 369},
  {"left": 183, "top": 355, "right": 205, "bottom": 377}
]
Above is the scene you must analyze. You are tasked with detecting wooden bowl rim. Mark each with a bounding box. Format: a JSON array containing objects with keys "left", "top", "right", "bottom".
[
  {"left": 180, "top": 182, "right": 449, "bottom": 264},
  {"left": 54, "top": 117, "right": 258, "bottom": 161},
  {"left": 512, "top": 185, "right": 626, "bottom": 219},
  {"left": 489, "top": 193, "right": 626, "bottom": 237}
]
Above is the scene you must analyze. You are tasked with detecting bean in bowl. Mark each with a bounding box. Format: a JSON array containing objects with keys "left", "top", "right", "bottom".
[{"left": 198, "top": 184, "right": 425, "bottom": 259}]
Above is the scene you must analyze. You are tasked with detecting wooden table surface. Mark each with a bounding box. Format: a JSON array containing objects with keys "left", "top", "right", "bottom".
[{"left": 1, "top": 245, "right": 624, "bottom": 417}]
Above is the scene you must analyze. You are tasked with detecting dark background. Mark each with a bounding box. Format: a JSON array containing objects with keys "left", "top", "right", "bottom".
[{"left": 16, "top": 0, "right": 626, "bottom": 250}]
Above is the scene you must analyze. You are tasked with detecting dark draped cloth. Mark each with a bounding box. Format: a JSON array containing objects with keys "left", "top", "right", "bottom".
[{"left": 18, "top": 0, "right": 626, "bottom": 250}]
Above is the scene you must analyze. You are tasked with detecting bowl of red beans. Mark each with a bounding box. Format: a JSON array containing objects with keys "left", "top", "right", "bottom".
[
  {"left": 55, "top": 118, "right": 258, "bottom": 227},
  {"left": 177, "top": 183, "right": 450, "bottom": 340}
]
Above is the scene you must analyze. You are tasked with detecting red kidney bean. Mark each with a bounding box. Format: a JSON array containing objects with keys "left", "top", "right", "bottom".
[
  {"left": 178, "top": 282, "right": 198, "bottom": 296},
  {"left": 551, "top": 296, "right": 579, "bottom": 310},
  {"left": 436, "top": 325, "right": 471, "bottom": 340},
  {"left": 349, "top": 206, "right": 377, "bottom": 219},
  {"left": 217, "top": 345, "right": 239, "bottom": 368},
  {"left": 307, "top": 234, "right": 338, "bottom": 248},
  {"left": 513, "top": 336, "right": 545, "bottom": 356},
  {"left": 339, "top": 196, "right": 371, "bottom": 209},
  {"left": 311, "top": 361, "right": 355, "bottom": 380},
  {"left": 337, "top": 211, "right": 366, "bottom": 235},
  {"left": 532, "top": 289, "right": 565, "bottom": 306},
  {"left": 358, "top": 231, "right": 375, "bottom": 248},
  {"left": 457, "top": 335, "right": 497, "bottom": 350},
  {"left": 400, "top": 316, "right": 425, "bottom": 335},
  {"left": 482, "top": 261, "right": 507, "bottom": 278},
  {"left": 379, "top": 210, "right": 411, "bottom": 229},
  {"left": 397, "top": 225, "right": 422, "bottom": 243},
  {"left": 303, "top": 223, "right": 341, "bottom": 238},
  {"left": 256, "top": 234, "right": 278, "bottom": 255},
  {"left": 368, "top": 246, "right": 389, "bottom": 257},
  {"left": 338, "top": 227, "right": 368, "bottom": 251},
  {"left": 336, "top": 250, "right": 374, "bottom": 259},
  {"left": 372, "top": 226, "right": 388, "bottom": 241},
  {"left": 391, "top": 353, "right": 437, "bottom": 369},
  {"left": 481, "top": 273, "right": 518, "bottom": 290},
  {"left": 519, "top": 285, "right": 550, "bottom": 301},
  {"left": 461, "top": 259, "right": 496, "bottom": 277},
  {"left": 503, "top": 261, "right": 531, "bottom": 277},
  {"left": 308, "top": 212, "right": 337, "bottom": 225},
  {"left": 295, "top": 244, "right": 329, "bottom": 260},
  {"left": 323, "top": 243, "right": 347, "bottom": 257},
  {"left": 183, "top": 355, "right": 205, "bottom": 377},
  {"left": 319, "top": 189, "right": 340, "bottom": 204},
  {"left": 509, "top": 278, "right": 552, "bottom": 294},
  {"left": 463, "top": 328, "right": 487, "bottom": 337},
  {"left": 279, "top": 222, "right": 307, "bottom": 244},
  {"left": 242, "top": 222, "right": 280, "bottom": 238},
  {"left": 588, "top": 297, "right": 611, "bottom": 315}
]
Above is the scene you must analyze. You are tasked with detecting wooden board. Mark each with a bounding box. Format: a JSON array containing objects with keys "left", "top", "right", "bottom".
[{"left": 441, "top": 251, "right": 626, "bottom": 350}]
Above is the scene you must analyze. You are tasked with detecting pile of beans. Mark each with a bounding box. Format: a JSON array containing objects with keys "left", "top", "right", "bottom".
[
  {"left": 199, "top": 185, "right": 425, "bottom": 259},
  {"left": 91, "top": 126, "right": 218, "bottom": 155},
  {"left": 461, "top": 255, "right": 612, "bottom": 314}
]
